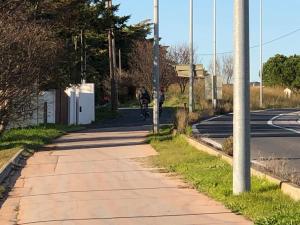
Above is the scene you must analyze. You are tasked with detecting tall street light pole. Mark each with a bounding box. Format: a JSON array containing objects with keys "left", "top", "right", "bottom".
[
  {"left": 153, "top": 0, "right": 160, "bottom": 133},
  {"left": 189, "top": 0, "right": 194, "bottom": 113},
  {"left": 233, "top": 0, "right": 251, "bottom": 195},
  {"left": 212, "top": 0, "right": 217, "bottom": 109},
  {"left": 259, "top": 0, "right": 263, "bottom": 108}
]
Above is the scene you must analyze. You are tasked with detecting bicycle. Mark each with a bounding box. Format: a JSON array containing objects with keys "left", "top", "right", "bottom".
[{"left": 141, "top": 99, "right": 150, "bottom": 121}]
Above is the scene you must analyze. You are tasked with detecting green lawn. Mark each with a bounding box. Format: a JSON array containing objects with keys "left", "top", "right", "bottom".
[
  {"left": 0, "top": 124, "right": 84, "bottom": 167},
  {"left": 149, "top": 128, "right": 300, "bottom": 225}
]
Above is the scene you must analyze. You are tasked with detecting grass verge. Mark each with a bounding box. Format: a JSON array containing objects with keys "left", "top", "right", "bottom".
[{"left": 149, "top": 128, "right": 300, "bottom": 225}]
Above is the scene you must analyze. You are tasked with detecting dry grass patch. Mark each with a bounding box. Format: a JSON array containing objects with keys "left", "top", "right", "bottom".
[{"left": 0, "top": 148, "right": 20, "bottom": 169}]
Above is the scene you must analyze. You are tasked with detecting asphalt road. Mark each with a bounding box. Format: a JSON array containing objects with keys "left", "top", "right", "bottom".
[
  {"left": 193, "top": 109, "right": 300, "bottom": 177},
  {"left": 93, "top": 107, "right": 175, "bottom": 129}
]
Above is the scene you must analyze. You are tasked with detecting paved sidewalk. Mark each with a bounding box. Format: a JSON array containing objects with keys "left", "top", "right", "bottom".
[{"left": 0, "top": 126, "right": 252, "bottom": 225}]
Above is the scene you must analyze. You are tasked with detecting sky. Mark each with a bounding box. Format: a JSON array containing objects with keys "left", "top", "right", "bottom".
[{"left": 114, "top": 0, "right": 300, "bottom": 82}]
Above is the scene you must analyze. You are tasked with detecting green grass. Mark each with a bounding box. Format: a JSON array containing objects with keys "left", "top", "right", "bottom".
[
  {"left": 0, "top": 124, "right": 84, "bottom": 167},
  {"left": 149, "top": 129, "right": 300, "bottom": 225},
  {"left": 0, "top": 124, "right": 83, "bottom": 151}
]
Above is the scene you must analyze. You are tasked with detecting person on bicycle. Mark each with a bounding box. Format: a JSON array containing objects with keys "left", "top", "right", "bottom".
[
  {"left": 137, "top": 87, "right": 150, "bottom": 116},
  {"left": 159, "top": 88, "right": 165, "bottom": 116}
]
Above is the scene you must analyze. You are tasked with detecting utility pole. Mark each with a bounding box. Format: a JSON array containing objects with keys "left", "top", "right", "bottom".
[
  {"left": 119, "top": 49, "right": 122, "bottom": 76},
  {"left": 112, "top": 35, "right": 118, "bottom": 108},
  {"left": 233, "top": 0, "right": 251, "bottom": 195},
  {"left": 107, "top": 0, "right": 117, "bottom": 111},
  {"left": 259, "top": 0, "right": 263, "bottom": 108},
  {"left": 80, "top": 29, "right": 84, "bottom": 83},
  {"left": 189, "top": 0, "right": 194, "bottom": 113},
  {"left": 117, "top": 49, "right": 122, "bottom": 104},
  {"left": 212, "top": 0, "right": 217, "bottom": 109},
  {"left": 84, "top": 33, "right": 87, "bottom": 84},
  {"left": 153, "top": 0, "right": 160, "bottom": 133},
  {"left": 80, "top": 29, "right": 86, "bottom": 84}
]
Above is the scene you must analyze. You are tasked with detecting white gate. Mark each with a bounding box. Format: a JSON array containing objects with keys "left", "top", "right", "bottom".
[{"left": 77, "top": 84, "right": 95, "bottom": 125}]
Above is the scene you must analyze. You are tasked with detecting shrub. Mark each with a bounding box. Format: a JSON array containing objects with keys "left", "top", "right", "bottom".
[
  {"left": 222, "top": 136, "right": 233, "bottom": 156},
  {"left": 174, "top": 109, "right": 200, "bottom": 134},
  {"left": 174, "top": 108, "right": 188, "bottom": 134},
  {"left": 188, "top": 112, "right": 200, "bottom": 124}
]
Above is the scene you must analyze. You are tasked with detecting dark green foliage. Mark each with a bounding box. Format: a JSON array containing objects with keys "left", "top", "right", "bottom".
[
  {"left": 0, "top": 0, "right": 151, "bottom": 97},
  {"left": 263, "top": 54, "right": 300, "bottom": 90}
]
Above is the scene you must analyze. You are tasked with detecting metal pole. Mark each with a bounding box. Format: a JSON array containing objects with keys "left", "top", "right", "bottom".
[
  {"left": 233, "top": 0, "right": 251, "bottom": 195},
  {"left": 153, "top": 0, "right": 160, "bottom": 133},
  {"left": 189, "top": 0, "right": 194, "bottom": 113},
  {"left": 259, "top": 0, "right": 263, "bottom": 108},
  {"left": 212, "top": 0, "right": 217, "bottom": 109}
]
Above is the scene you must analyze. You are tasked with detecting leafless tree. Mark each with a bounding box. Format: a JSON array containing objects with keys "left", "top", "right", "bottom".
[
  {"left": 168, "top": 45, "right": 191, "bottom": 94},
  {"left": 222, "top": 55, "right": 234, "bottom": 84},
  {"left": 128, "top": 41, "right": 176, "bottom": 93},
  {"left": 208, "top": 57, "right": 222, "bottom": 77},
  {"left": 0, "top": 10, "right": 62, "bottom": 135}
]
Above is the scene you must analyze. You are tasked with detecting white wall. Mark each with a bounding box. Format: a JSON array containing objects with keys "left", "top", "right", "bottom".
[
  {"left": 8, "top": 90, "right": 56, "bottom": 129},
  {"left": 7, "top": 83, "right": 95, "bottom": 129},
  {"left": 78, "top": 83, "right": 95, "bottom": 125},
  {"left": 65, "top": 84, "right": 95, "bottom": 125},
  {"left": 42, "top": 90, "right": 56, "bottom": 124}
]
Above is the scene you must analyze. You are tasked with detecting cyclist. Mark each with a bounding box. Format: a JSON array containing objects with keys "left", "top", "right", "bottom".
[
  {"left": 137, "top": 87, "right": 150, "bottom": 118},
  {"left": 159, "top": 88, "right": 165, "bottom": 116}
]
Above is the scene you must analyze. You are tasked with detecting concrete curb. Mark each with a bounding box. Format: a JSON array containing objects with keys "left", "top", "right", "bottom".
[
  {"left": 184, "top": 135, "right": 300, "bottom": 201},
  {"left": 0, "top": 148, "right": 25, "bottom": 184}
]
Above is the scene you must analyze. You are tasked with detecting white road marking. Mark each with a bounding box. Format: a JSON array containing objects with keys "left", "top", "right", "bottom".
[
  {"left": 267, "top": 111, "right": 300, "bottom": 134},
  {"left": 192, "top": 115, "right": 225, "bottom": 133}
]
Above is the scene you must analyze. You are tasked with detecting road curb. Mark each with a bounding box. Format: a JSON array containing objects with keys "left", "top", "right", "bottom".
[
  {"left": 184, "top": 135, "right": 300, "bottom": 201},
  {"left": 0, "top": 148, "right": 25, "bottom": 184}
]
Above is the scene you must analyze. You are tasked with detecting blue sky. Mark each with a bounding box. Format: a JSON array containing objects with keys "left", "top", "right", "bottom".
[{"left": 115, "top": 0, "right": 300, "bottom": 81}]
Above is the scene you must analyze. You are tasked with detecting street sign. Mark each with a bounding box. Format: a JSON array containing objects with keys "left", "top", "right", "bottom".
[
  {"left": 205, "top": 74, "right": 223, "bottom": 100},
  {"left": 175, "top": 64, "right": 207, "bottom": 78}
]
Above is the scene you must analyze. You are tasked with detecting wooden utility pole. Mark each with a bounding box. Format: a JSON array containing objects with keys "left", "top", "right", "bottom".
[
  {"left": 80, "top": 29, "right": 86, "bottom": 84},
  {"left": 107, "top": 0, "right": 117, "bottom": 111}
]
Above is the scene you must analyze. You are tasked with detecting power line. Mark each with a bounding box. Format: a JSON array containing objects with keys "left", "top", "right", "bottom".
[{"left": 199, "top": 27, "right": 300, "bottom": 56}]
